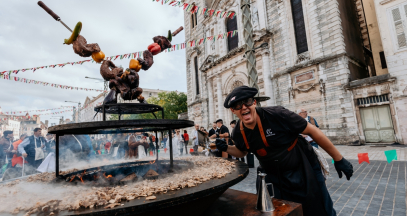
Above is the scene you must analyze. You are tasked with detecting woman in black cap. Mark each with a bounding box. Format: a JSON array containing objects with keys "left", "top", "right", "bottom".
[{"left": 215, "top": 85, "right": 353, "bottom": 216}]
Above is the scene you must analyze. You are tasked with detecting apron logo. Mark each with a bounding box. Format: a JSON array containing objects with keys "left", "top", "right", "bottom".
[{"left": 266, "top": 129, "right": 275, "bottom": 137}]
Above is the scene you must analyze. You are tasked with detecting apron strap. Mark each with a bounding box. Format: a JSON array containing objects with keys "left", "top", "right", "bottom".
[
  {"left": 239, "top": 120, "right": 250, "bottom": 150},
  {"left": 239, "top": 114, "right": 299, "bottom": 152},
  {"left": 256, "top": 114, "right": 269, "bottom": 147},
  {"left": 240, "top": 114, "right": 270, "bottom": 149},
  {"left": 287, "top": 138, "right": 298, "bottom": 152}
]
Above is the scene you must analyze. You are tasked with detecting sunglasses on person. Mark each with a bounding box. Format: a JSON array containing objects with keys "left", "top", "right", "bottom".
[{"left": 231, "top": 98, "right": 255, "bottom": 110}]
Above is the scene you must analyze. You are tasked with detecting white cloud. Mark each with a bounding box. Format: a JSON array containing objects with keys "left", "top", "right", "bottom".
[{"left": 0, "top": 0, "right": 187, "bottom": 125}]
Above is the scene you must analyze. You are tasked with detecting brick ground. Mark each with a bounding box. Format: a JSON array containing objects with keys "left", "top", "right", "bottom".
[{"left": 231, "top": 145, "right": 407, "bottom": 216}]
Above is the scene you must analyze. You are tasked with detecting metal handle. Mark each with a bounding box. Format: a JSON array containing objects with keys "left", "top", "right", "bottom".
[
  {"left": 266, "top": 183, "right": 275, "bottom": 198},
  {"left": 38, "top": 1, "right": 60, "bottom": 21}
]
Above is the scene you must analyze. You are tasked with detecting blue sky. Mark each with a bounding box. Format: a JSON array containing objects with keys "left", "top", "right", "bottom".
[{"left": 0, "top": 0, "right": 187, "bottom": 125}]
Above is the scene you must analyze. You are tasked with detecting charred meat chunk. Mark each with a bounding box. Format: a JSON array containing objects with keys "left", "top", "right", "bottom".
[
  {"left": 100, "top": 60, "right": 123, "bottom": 81},
  {"left": 72, "top": 35, "right": 100, "bottom": 57},
  {"left": 137, "top": 50, "right": 154, "bottom": 71}
]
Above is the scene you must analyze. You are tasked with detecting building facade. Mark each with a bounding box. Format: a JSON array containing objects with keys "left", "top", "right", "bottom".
[{"left": 183, "top": 0, "right": 407, "bottom": 144}]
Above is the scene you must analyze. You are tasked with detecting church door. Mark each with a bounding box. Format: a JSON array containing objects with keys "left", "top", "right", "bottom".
[{"left": 360, "top": 105, "right": 395, "bottom": 143}]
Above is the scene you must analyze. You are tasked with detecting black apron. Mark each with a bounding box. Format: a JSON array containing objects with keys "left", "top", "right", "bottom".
[{"left": 240, "top": 114, "right": 328, "bottom": 216}]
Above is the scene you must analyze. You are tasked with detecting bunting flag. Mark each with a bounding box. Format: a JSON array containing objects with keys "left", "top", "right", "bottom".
[
  {"left": 153, "top": 0, "right": 236, "bottom": 20},
  {"left": 0, "top": 109, "right": 73, "bottom": 121},
  {"left": 358, "top": 153, "right": 370, "bottom": 164},
  {"left": 1, "top": 30, "right": 238, "bottom": 75},
  {"left": 384, "top": 150, "right": 397, "bottom": 163},
  {"left": 0, "top": 106, "right": 74, "bottom": 115},
  {"left": 0, "top": 74, "right": 105, "bottom": 93}
]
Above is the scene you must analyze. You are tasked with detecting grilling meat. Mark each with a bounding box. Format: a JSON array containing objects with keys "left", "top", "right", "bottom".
[
  {"left": 100, "top": 60, "right": 123, "bottom": 81},
  {"left": 137, "top": 50, "right": 154, "bottom": 71},
  {"left": 72, "top": 35, "right": 101, "bottom": 57},
  {"left": 153, "top": 36, "right": 172, "bottom": 50}
]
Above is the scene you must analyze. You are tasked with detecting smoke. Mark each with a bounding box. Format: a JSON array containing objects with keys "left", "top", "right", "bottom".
[{"left": 0, "top": 156, "right": 235, "bottom": 215}]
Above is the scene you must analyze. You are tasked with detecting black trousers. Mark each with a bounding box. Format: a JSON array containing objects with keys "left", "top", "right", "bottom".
[
  {"left": 25, "top": 156, "right": 43, "bottom": 169},
  {"left": 256, "top": 163, "right": 336, "bottom": 216}
]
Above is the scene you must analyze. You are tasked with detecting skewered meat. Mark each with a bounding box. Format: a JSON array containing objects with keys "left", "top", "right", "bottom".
[
  {"left": 153, "top": 36, "right": 172, "bottom": 51},
  {"left": 137, "top": 50, "right": 154, "bottom": 71},
  {"left": 72, "top": 35, "right": 100, "bottom": 57},
  {"left": 100, "top": 60, "right": 123, "bottom": 81}
]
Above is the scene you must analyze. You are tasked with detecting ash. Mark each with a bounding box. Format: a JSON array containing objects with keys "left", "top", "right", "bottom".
[{"left": 0, "top": 157, "right": 236, "bottom": 215}]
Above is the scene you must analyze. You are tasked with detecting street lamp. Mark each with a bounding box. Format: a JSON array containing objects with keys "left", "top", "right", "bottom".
[
  {"left": 85, "top": 76, "right": 108, "bottom": 97},
  {"left": 65, "top": 101, "right": 81, "bottom": 122},
  {"left": 51, "top": 116, "right": 64, "bottom": 125}
]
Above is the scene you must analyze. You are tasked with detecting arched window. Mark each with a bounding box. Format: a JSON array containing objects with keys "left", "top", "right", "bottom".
[
  {"left": 227, "top": 14, "right": 238, "bottom": 51},
  {"left": 194, "top": 56, "right": 200, "bottom": 95},
  {"left": 291, "top": 0, "right": 308, "bottom": 54},
  {"left": 191, "top": 4, "right": 198, "bottom": 29}
]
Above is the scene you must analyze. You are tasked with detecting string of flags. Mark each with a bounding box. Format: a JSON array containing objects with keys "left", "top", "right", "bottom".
[
  {"left": 0, "top": 30, "right": 238, "bottom": 75},
  {"left": 0, "top": 106, "right": 74, "bottom": 115},
  {"left": 152, "top": 0, "right": 236, "bottom": 20},
  {"left": 0, "top": 73, "right": 105, "bottom": 93},
  {"left": 331, "top": 149, "right": 399, "bottom": 165},
  {"left": 0, "top": 109, "right": 73, "bottom": 121}
]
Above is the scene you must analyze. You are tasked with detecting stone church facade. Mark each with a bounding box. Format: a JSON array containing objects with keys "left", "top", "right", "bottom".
[{"left": 183, "top": 0, "right": 407, "bottom": 145}]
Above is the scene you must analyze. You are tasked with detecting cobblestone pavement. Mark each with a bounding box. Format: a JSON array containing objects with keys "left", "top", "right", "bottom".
[{"left": 231, "top": 146, "right": 407, "bottom": 216}]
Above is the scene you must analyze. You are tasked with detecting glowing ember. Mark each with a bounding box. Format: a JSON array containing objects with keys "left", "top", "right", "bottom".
[
  {"left": 149, "top": 160, "right": 156, "bottom": 164},
  {"left": 103, "top": 172, "right": 113, "bottom": 179}
]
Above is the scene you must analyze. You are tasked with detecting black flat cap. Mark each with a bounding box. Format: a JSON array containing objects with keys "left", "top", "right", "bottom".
[
  {"left": 215, "top": 119, "right": 223, "bottom": 123},
  {"left": 224, "top": 86, "right": 258, "bottom": 108}
]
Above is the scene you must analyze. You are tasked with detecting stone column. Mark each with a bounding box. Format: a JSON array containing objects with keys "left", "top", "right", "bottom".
[
  {"left": 207, "top": 78, "right": 215, "bottom": 124},
  {"left": 261, "top": 46, "right": 275, "bottom": 106},
  {"left": 216, "top": 76, "right": 224, "bottom": 120}
]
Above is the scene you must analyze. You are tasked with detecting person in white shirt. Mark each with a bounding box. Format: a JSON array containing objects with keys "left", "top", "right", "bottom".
[
  {"left": 18, "top": 128, "right": 46, "bottom": 168},
  {"left": 191, "top": 124, "right": 199, "bottom": 152},
  {"left": 167, "top": 130, "right": 183, "bottom": 157}
]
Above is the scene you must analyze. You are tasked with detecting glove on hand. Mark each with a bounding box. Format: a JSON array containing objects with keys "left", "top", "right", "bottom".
[
  {"left": 215, "top": 138, "right": 228, "bottom": 152},
  {"left": 334, "top": 157, "right": 353, "bottom": 180}
]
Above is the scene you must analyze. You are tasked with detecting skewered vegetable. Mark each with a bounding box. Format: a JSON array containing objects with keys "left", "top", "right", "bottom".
[
  {"left": 92, "top": 51, "right": 105, "bottom": 63},
  {"left": 167, "top": 30, "right": 172, "bottom": 42},
  {"left": 64, "top": 22, "right": 82, "bottom": 44},
  {"left": 129, "top": 59, "right": 142, "bottom": 72},
  {"left": 148, "top": 43, "right": 161, "bottom": 55}
]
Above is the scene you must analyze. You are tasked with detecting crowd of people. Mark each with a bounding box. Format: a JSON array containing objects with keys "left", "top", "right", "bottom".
[{"left": 0, "top": 128, "right": 169, "bottom": 180}]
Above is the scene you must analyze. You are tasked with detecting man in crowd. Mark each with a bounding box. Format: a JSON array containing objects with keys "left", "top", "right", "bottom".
[
  {"left": 12, "top": 134, "right": 27, "bottom": 157},
  {"left": 298, "top": 108, "right": 319, "bottom": 148},
  {"left": 210, "top": 119, "right": 230, "bottom": 157},
  {"left": 208, "top": 122, "right": 217, "bottom": 138},
  {"left": 192, "top": 124, "right": 199, "bottom": 152},
  {"left": 18, "top": 128, "right": 46, "bottom": 168},
  {"left": 215, "top": 86, "right": 353, "bottom": 216},
  {"left": 44, "top": 133, "right": 55, "bottom": 154},
  {"left": 0, "top": 131, "right": 15, "bottom": 169}
]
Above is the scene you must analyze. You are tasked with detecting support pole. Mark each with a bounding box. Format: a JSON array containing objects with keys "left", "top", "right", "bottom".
[
  {"left": 241, "top": 0, "right": 258, "bottom": 167},
  {"left": 241, "top": 0, "right": 259, "bottom": 93},
  {"left": 55, "top": 134, "right": 60, "bottom": 178},
  {"left": 168, "top": 128, "right": 173, "bottom": 172},
  {"left": 155, "top": 131, "right": 159, "bottom": 161}
]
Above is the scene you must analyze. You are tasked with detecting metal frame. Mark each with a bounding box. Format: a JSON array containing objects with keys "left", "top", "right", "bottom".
[{"left": 50, "top": 104, "right": 193, "bottom": 177}]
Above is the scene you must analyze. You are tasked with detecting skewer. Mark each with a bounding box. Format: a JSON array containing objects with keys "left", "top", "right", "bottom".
[{"left": 38, "top": 1, "right": 72, "bottom": 32}]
